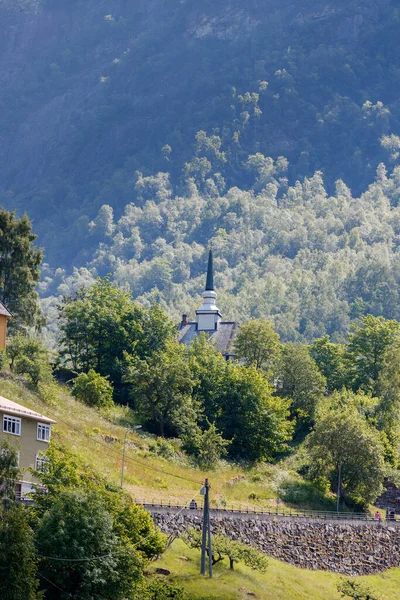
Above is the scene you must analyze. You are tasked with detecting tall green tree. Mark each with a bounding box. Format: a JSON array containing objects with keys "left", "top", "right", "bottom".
[
  {"left": 310, "top": 336, "right": 348, "bottom": 392},
  {"left": 307, "top": 410, "right": 385, "bottom": 507},
  {"left": 7, "top": 334, "right": 52, "bottom": 386},
  {"left": 216, "top": 364, "right": 293, "bottom": 462},
  {"left": 36, "top": 489, "right": 141, "bottom": 600},
  {"left": 277, "top": 343, "right": 326, "bottom": 422},
  {"left": 234, "top": 319, "right": 281, "bottom": 371},
  {"left": 124, "top": 340, "right": 196, "bottom": 437},
  {"left": 375, "top": 342, "right": 400, "bottom": 466},
  {"left": 346, "top": 315, "right": 400, "bottom": 393},
  {"left": 186, "top": 333, "right": 226, "bottom": 425},
  {"left": 59, "top": 278, "right": 175, "bottom": 398},
  {"left": 0, "top": 504, "right": 40, "bottom": 600},
  {"left": 34, "top": 444, "right": 165, "bottom": 561},
  {"left": 0, "top": 210, "right": 43, "bottom": 329}
]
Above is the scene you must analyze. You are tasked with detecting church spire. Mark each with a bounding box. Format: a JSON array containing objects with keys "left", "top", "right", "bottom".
[
  {"left": 205, "top": 249, "right": 214, "bottom": 291},
  {"left": 196, "top": 248, "right": 222, "bottom": 331}
]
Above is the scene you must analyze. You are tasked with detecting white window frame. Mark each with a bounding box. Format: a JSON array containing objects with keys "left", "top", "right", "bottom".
[
  {"left": 37, "top": 423, "right": 51, "bottom": 442},
  {"left": 35, "top": 454, "right": 49, "bottom": 473},
  {"left": 3, "top": 415, "right": 21, "bottom": 436}
]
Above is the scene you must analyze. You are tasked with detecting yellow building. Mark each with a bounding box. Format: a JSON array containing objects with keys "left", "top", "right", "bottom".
[
  {"left": 0, "top": 301, "right": 11, "bottom": 350},
  {"left": 0, "top": 395, "right": 56, "bottom": 499}
]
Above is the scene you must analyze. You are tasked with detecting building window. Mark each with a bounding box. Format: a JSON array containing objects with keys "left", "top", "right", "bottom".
[
  {"left": 35, "top": 454, "right": 49, "bottom": 473},
  {"left": 3, "top": 415, "right": 21, "bottom": 436},
  {"left": 37, "top": 423, "right": 51, "bottom": 442}
]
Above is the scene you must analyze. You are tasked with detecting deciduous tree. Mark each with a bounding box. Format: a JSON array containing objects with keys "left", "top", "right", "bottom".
[
  {"left": 0, "top": 504, "right": 40, "bottom": 600},
  {"left": 124, "top": 340, "right": 196, "bottom": 437},
  {"left": 36, "top": 490, "right": 140, "bottom": 600},
  {"left": 307, "top": 411, "right": 385, "bottom": 507},
  {"left": 217, "top": 364, "right": 293, "bottom": 462},
  {"left": 346, "top": 315, "right": 400, "bottom": 393},
  {"left": 277, "top": 343, "right": 326, "bottom": 422},
  {"left": 59, "top": 278, "right": 175, "bottom": 399},
  {"left": 183, "top": 529, "right": 267, "bottom": 572},
  {"left": 310, "top": 336, "right": 348, "bottom": 392},
  {"left": 234, "top": 319, "right": 281, "bottom": 371},
  {"left": 0, "top": 441, "right": 19, "bottom": 502}
]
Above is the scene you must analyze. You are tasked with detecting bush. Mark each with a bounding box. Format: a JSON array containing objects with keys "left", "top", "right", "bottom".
[
  {"left": 278, "top": 474, "right": 335, "bottom": 510},
  {"left": 144, "top": 579, "right": 187, "bottom": 600},
  {"left": 182, "top": 422, "right": 230, "bottom": 469},
  {"left": 337, "top": 579, "right": 379, "bottom": 600},
  {"left": 72, "top": 370, "right": 114, "bottom": 408},
  {"left": 7, "top": 334, "right": 52, "bottom": 386}
]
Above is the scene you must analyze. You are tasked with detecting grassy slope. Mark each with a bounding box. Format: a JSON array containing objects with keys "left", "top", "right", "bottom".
[
  {"left": 0, "top": 377, "right": 288, "bottom": 508},
  {"left": 151, "top": 539, "right": 400, "bottom": 600}
]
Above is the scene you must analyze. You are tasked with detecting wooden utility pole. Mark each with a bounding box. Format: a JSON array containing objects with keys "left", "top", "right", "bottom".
[{"left": 200, "top": 478, "right": 213, "bottom": 578}]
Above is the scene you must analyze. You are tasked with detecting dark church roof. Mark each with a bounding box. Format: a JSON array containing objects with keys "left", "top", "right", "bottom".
[
  {"left": 0, "top": 302, "right": 11, "bottom": 318},
  {"left": 178, "top": 321, "right": 239, "bottom": 358}
]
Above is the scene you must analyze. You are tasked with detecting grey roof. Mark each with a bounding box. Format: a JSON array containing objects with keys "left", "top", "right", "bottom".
[
  {"left": 0, "top": 301, "right": 11, "bottom": 318},
  {"left": 178, "top": 322, "right": 239, "bottom": 357},
  {"left": 0, "top": 395, "right": 56, "bottom": 424}
]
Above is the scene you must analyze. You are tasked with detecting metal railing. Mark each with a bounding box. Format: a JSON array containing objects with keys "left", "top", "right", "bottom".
[{"left": 135, "top": 499, "right": 400, "bottom": 523}]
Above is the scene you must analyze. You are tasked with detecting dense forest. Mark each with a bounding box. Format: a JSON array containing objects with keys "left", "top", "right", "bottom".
[{"left": 1, "top": 0, "right": 400, "bottom": 339}]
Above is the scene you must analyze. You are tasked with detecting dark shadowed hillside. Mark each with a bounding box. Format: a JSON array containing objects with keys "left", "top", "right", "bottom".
[{"left": 1, "top": 0, "right": 399, "bottom": 260}]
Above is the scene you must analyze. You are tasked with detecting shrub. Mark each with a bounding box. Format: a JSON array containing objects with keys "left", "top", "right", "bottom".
[
  {"left": 145, "top": 579, "right": 187, "bottom": 599},
  {"left": 7, "top": 334, "right": 52, "bottom": 386},
  {"left": 72, "top": 369, "right": 114, "bottom": 408},
  {"left": 337, "top": 579, "right": 379, "bottom": 600}
]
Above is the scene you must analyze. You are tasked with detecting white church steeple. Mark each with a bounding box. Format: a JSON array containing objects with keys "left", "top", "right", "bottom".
[{"left": 196, "top": 249, "right": 222, "bottom": 331}]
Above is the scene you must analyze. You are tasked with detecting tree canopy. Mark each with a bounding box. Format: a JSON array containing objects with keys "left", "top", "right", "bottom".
[{"left": 234, "top": 318, "right": 281, "bottom": 371}]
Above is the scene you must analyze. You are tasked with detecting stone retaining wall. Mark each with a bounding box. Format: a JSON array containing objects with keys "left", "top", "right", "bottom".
[{"left": 152, "top": 511, "right": 400, "bottom": 575}]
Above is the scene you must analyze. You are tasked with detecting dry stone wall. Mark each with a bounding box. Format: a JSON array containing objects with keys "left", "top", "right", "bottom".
[{"left": 152, "top": 511, "right": 400, "bottom": 576}]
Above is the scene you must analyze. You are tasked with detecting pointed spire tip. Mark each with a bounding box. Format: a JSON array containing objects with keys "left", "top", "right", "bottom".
[{"left": 205, "top": 249, "right": 214, "bottom": 291}]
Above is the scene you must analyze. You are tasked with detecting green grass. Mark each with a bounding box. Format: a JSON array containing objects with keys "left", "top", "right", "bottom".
[{"left": 151, "top": 539, "right": 400, "bottom": 600}]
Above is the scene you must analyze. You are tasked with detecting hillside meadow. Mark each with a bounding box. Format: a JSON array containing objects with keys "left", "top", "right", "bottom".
[{"left": 0, "top": 377, "right": 312, "bottom": 509}]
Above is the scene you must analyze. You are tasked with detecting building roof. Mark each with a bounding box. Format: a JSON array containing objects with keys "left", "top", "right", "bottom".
[
  {"left": 0, "top": 396, "right": 56, "bottom": 424},
  {"left": 0, "top": 301, "right": 11, "bottom": 318},
  {"left": 178, "top": 322, "right": 239, "bottom": 357}
]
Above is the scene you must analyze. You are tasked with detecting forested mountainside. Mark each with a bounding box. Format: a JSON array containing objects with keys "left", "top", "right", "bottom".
[{"left": 2, "top": 0, "right": 400, "bottom": 339}]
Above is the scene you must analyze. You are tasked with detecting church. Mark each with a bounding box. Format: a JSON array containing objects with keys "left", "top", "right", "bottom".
[{"left": 178, "top": 250, "right": 239, "bottom": 360}]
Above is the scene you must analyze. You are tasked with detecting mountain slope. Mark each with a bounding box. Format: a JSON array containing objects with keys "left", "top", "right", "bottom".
[{"left": 1, "top": 0, "right": 400, "bottom": 265}]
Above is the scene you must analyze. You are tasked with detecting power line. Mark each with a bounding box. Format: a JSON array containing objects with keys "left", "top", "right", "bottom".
[
  {"left": 39, "top": 553, "right": 113, "bottom": 562},
  {"left": 38, "top": 573, "right": 77, "bottom": 599},
  {"left": 46, "top": 409, "right": 202, "bottom": 485}
]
